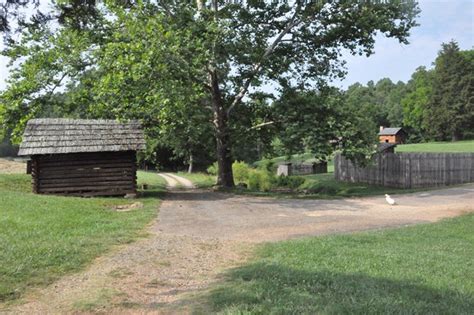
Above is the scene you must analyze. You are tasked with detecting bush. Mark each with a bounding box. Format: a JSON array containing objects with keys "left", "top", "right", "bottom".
[
  {"left": 207, "top": 162, "right": 218, "bottom": 175},
  {"left": 247, "top": 169, "right": 276, "bottom": 192},
  {"left": 247, "top": 170, "right": 262, "bottom": 191},
  {"left": 232, "top": 161, "right": 251, "bottom": 183}
]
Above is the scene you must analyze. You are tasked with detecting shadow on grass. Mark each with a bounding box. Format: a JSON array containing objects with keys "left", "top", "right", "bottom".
[
  {"left": 204, "top": 262, "right": 474, "bottom": 314},
  {"left": 139, "top": 189, "right": 167, "bottom": 199}
]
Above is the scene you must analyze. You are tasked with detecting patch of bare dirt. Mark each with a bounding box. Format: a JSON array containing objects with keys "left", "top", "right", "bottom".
[
  {"left": 1, "top": 183, "right": 473, "bottom": 314},
  {"left": 0, "top": 158, "right": 26, "bottom": 174},
  {"left": 112, "top": 202, "right": 144, "bottom": 212}
]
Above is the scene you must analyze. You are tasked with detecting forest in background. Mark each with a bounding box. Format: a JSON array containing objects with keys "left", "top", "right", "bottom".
[{"left": 3, "top": 41, "right": 471, "bottom": 170}]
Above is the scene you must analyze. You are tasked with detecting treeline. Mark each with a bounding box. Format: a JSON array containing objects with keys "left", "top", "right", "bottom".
[{"left": 344, "top": 41, "right": 473, "bottom": 142}]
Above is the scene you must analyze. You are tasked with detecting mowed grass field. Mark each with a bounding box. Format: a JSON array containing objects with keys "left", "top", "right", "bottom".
[
  {"left": 208, "top": 214, "right": 474, "bottom": 314},
  {"left": 0, "top": 171, "right": 165, "bottom": 302},
  {"left": 396, "top": 140, "right": 474, "bottom": 153}
]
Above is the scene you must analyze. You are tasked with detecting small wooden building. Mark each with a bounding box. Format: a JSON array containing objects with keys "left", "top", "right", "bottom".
[
  {"left": 18, "top": 119, "right": 145, "bottom": 197},
  {"left": 378, "top": 127, "right": 407, "bottom": 144},
  {"left": 377, "top": 142, "right": 397, "bottom": 154}
]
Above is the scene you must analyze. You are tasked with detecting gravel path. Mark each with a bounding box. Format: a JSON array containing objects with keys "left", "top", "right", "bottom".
[
  {"left": 2, "top": 181, "right": 473, "bottom": 314},
  {"left": 157, "top": 185, "right": 474, "bottom": 242}
]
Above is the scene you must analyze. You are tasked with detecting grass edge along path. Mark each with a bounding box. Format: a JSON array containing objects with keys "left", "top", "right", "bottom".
[
  {"left": 206, "top": 213, "right": 474, "bottom": 314},
  {"left": 0, "top": 171, "right": 165, "bottom": 303}
]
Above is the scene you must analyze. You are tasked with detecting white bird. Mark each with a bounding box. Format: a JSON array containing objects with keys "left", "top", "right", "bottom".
[{"left": 385, "top": 194, "right": 396, "bottom": 205}]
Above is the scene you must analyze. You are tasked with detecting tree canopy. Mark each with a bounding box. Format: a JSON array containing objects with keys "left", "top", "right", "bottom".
[
  {"left": 1, "top": 1, "right": 420, "bottom": 185},
  {"left": 342, "top": 41, "right": 473, "bottom": 143}
]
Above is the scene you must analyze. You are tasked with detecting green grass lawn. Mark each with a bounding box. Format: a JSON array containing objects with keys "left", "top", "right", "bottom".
[
  {"left": 0, "top": 171, "right": 165, "bottom": 302},
  {"left": 396, "top": 140, "right": 474, "bottom": 153},
  {"left": 208, "top": 214, "right": 474, "bottom": 314}
]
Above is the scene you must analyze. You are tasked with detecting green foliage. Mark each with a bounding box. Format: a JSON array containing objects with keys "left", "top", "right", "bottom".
[
  {"left": 208, "top": 214, "right": 474, "bottom": 314},
  {"left": 257, "top": 159, "right": 276, "bottom": 173},
  {"left": 0, "top": 1, "right": 420, "bottom": 186},
  {"left": 0, "top": 172, "right": 165, "bottom": 302},
  {"left": 274, "top": 86, "right": 378, "bottom": 165},
  {"left": 401, "top": 67, "right": 433, "bottom": 141},
  {"left": 341, "top": 43, "right": 473, "bottom": 144},
  {"left": 232, "top": 161, "right": 251, "bottom": 184},
  {"left": 206, "top": 162, "right": 218, "bottom": 176},
  {"left": 274, "top": 87, "right": 343, "bottom": 160},
  {"left": 424, "top": 41, "right": 474, "bottom": 141},
  {"left": 247, "top": 169, "right": 275, "bottom": 192}
]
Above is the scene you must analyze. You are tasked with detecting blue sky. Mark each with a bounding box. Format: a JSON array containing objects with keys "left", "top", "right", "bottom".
[
  {"left": 0, "top": 0, "right": 473, "bottom": 91},
  {"left": 336, "top": 0, "right": 473, "bottom": 88}
]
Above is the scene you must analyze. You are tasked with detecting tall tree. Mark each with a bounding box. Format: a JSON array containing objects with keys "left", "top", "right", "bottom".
[
  {"left": 425, "top": 41, "right": 474, "bottom": 141},
  {"left": 274, "top": 86, "right": 377, "bottom": 163},
  {"left": 1, "top": 1, "right": 419, "bottom": 187},
  {"left": 401, "top": 66, "right": 433, "bottom": 141}
]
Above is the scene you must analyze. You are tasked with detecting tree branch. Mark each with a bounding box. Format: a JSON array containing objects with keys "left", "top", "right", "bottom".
[
  {"left": 248, "top": 121, "right": 275, "bottom": 130},
  {"left": 226, "top": 7, "right": 301, "bottom": 117}
]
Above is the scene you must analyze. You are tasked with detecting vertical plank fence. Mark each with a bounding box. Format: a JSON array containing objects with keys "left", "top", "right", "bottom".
[
  {"left": 277, "top": 162, "right": 327, "bottom": 176},
  {"left": 334, "top": 153, "right": 474, "bottom": 188}
]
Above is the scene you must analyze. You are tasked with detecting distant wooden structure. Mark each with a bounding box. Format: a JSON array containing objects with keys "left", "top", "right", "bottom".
[
  {"left": 18, "top": 119, "right": 145, "bottom": 197},
  {"left": 377, "top": 142, "right": 397, "bottom": 154},
  {"left": 277, "top": 161, "right": 327, "bottom": 176},
  {"left": 335, "top": 152, "right": 474, "bottom": 188},
  {"left": 378, "top": 127, "right": 407, "bottom": 144}
]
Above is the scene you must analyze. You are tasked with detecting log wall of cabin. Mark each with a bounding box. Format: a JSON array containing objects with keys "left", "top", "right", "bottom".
[{"left": 30, "top": 151, "right": 137, "bottom": 196}]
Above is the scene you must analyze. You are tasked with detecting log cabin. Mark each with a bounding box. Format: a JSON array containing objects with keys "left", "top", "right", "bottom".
[{"left": 18, "top": 118, "right": 146, "bottom": 197}]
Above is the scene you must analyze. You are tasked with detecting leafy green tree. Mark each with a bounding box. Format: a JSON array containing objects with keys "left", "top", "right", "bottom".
[
  {"left": 273, "top": 86, "right": 377, "bottom": 163},
  {"left": 401, "top": 66, "right": 433, "bottom": 141},
  {"left": 424, "top": 41, "right": 473, "bottom": 141},
  {"left": 1, "top": 1, "right": 419, "bottom": 187}
]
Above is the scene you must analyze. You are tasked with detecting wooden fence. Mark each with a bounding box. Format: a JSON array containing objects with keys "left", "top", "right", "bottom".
[
  {"left": 277, "top": 162, "right": 327, "bottom": 176},
  {"left": 334, "top": 153, "right": 474, "bottom": 188}
]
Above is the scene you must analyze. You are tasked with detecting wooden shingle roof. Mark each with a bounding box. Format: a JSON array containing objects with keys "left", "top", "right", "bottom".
[
  {"left": 378, "top": 127, "right": 406, "bottom": 136},
  {"left": 18, "top": 118, "right": 146, "bottom": 156}
]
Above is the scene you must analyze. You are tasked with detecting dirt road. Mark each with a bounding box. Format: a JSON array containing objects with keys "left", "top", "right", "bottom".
[
  {"left": 0, "top": 158, "right": 25, "bottom": 174},
  {"left": 2, "top": 180, "right": 473, "bottom": 314},
  {"left": 158, "top": 173, "right": 195, "bottom": 188}
]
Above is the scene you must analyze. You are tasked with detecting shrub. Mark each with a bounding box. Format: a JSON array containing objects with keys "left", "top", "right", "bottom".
[
  {"left": 207, "top": 162, "right": 218, "bottom": 175},
  {"left": 247, "top": 169, "right": 276, "bottom": 192},
  {"left": 232, "top": 161, "right": 251, "bottom": 183},
  {"left": 247, "top": 170, "right": 262, "bottom": 191},
  {"left": 259, "top": 171, "right": 275, "bottom": 192}
]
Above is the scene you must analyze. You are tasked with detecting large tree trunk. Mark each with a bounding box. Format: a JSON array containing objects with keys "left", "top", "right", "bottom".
[{"left": 210, "top": 70, "right": 235, "bottom": 187}]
